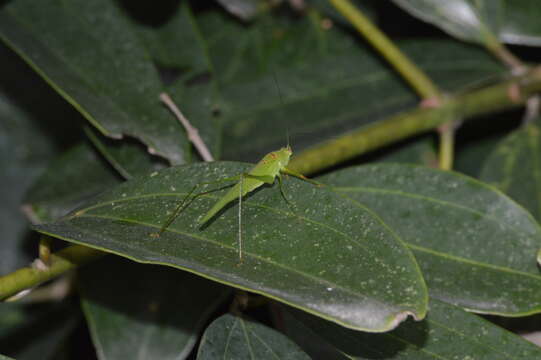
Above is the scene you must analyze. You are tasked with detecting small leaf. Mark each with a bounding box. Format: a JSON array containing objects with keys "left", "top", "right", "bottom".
[
  {"left": 80, "top": 257, "right": 231, "bottom": 360},
  {"left": 322, "top": 163, "right": 541, "bottom": 315},
  {"left": 85, "top": 127, "right": 166, "bottom": 180},
  {"left": 0, "top": 0, "right": 187, "bottom": 164},
  {"left": 197, "top": 314, "right": 310, "bottom": 360},
  {"left": 34, "top": 162, "right": 428, "bottom": 332},
  {"left": 24, "top": 142, "right": 121, "bottom": 223},
  {"left": 480, "top": 120, "right": 541, "bottom": 221},
  {"left": 284, "top": 299, "right": 541, "bottom": 359},
  {"left": 393, "top": 0, "right": 541, "bottom": 47}
]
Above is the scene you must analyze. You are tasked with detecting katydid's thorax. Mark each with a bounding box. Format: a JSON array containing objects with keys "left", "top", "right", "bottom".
[{"left": 249, "top": 146, "right": 292, "bottom": 177}]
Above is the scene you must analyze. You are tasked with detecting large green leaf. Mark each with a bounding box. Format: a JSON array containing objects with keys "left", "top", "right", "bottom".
[
  {"left": 283, "top": 299, "right": 541, "bottom": 359},
  {"left": 480, "top": 120, "right": 541, "bottom": 221},
  {"left": 321, "top": 163, "right": 541, "bottom": 315},
  {"left": 165, "top": 9, "right": 503, "bottom": 162},
  {"left": 34, "top": 162, "right": 428, "bottom": 332},
  {"left": 24, "top": 142, "right": 121, "bottom": 224},
  {"left": 0, "top": 0, "right": 187, "bottom": 164},
  {"left": 393, "top": 0, "right": 541, "bottom": 46},
  {"left": 80, "top": 257, "right": 231, "bottom": 359},
  {"left": 197, "top": 313, "right": 310, "bottom": 360}
]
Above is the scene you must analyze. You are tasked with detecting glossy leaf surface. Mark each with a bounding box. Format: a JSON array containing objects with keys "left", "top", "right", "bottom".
[
  {"left": 393, "top": 0, "right": 541, "bottom": 46},
  {"left": 322, "top": 163, "right": 541, "bottom": 315},
  {"left": 34, "top": 162, "right": 428, "bottom": 332},
  {"left": 480, "top": 120, "right": 541, "bottom": 221},
  {"left": 284, "top": 299, "right": 541, "bottom": 359},
  {"left": 0, "top": 0, "right": 187, "bottom": 164},
  {"left": 197, "top": 314, "right": 310, "bottom": 360},
  {"left": 160, "top": 8, "right": 503, "bottom": 162}
]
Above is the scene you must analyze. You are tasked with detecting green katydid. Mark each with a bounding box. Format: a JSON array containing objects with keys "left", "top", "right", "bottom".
[{"left": 152, "top": 145, "right": 319, "bottom": 263}]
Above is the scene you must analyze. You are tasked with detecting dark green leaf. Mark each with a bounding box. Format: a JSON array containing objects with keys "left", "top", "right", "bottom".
[
  {"left": 393, "top": 0, "right": 541, "bottom": 46},
  {"left": 455, "top": 135, "right": 507, "bottom": 177},
  {"left": 166, "top": 81, "right": 222, "bottom": 161},
  {"left": 133, "top": 1, "right": 210, "bottom": 75},
  {"left": 321, "top": 163, "right": 541, "bottom": 315},
  {"left": 197, "top": 313, "right": 310, "bottom": 360},
  {"left": 0, "top": 45, "right": 57, "bottom": 273},
  {"left": 85, "top": 127, "right": 166, "bottom": 180},
  {"left": 0, "top": 103, "right": 49, "bottom": 271},
  {"left": 80, "top": 257, "right": 231, "bottom": 359},
  {"left": 284, "top": 299, "right": 541, "bottom": 359},
  {"left": 369, "top": 136, "right": 437, "bottom": 166},
  {"left": 480, "top": 120, "right": 541, "bottom": 221},
  {"left": 0, "top": 0, "right": 187, "bottom": 164},
  {"left": 24, "top": 142, "right": 121, "bottom": 223},
  {"left": 169, "top": 10, "right": 503, "bottom": 162},
  {"left": 34, "top": 162, "right": 428, "bottom": 332}
]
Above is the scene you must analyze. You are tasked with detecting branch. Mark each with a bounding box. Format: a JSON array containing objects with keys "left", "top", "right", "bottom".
[
  {"left": 160, "top": 92, "right": 214, "bottom": 162},
  {"left": 289, "top": 65, "right": 541, "bottom": 174},
  {"left": 329, "top": 0, "right": 440, "bottom": 99},
  {"left": 0, "top": 245, "right": 103, "bottom": 301}
]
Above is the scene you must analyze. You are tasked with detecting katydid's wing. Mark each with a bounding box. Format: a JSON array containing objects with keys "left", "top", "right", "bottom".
[
  {"left": 199, "top": 152, "right": 283, "bottom": 225},
  {"left": 199, "top": 176, "right": 264, "bottom": 225}
]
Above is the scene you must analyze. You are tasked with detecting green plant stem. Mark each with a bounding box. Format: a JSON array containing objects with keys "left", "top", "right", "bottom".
[
  {"left": 39, "top": 235, "right": 52, "bottom": 267},
  {"left": 290, "top": 65, "right": 541, "bottom": 174},
  {"left": 484, "top": 35, "right": 525, "bottom": 72},
  {"left": 0, "top": 245, "right": 104, "bottom": 301},
  {"left": 437, "top": 121, "right": 456, "bottom": 171},
  {"left": 328, "top": 0, "right": 459, "bottom": 169},
  {"left": 329, "top": 0, "right": 440, "bottom": 99}
]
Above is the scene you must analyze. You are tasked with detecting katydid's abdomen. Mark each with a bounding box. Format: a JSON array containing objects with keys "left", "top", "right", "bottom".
[{"left": 198, "top": 147, "right": 292, "bottom": 225}]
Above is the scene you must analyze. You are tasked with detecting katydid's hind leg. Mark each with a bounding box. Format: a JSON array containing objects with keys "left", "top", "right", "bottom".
[
  {"left": 149, "top": 184, "right": 199, "bottom": 238},
  {"left": 150, "top": 175, "right": 242, "bottom": 238}
]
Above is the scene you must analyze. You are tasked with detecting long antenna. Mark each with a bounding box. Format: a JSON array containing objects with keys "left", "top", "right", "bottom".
[
  {"left": 272, "top": 70, "right": 284, "bottom": 105},
  {"left": 272, "top": 71, "right": 290, "bottom": 148}
]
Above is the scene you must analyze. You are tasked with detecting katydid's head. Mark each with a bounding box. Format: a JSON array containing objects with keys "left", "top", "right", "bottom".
[{"left": 276, "top": 146, "right": 293, "bottom": 166}]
